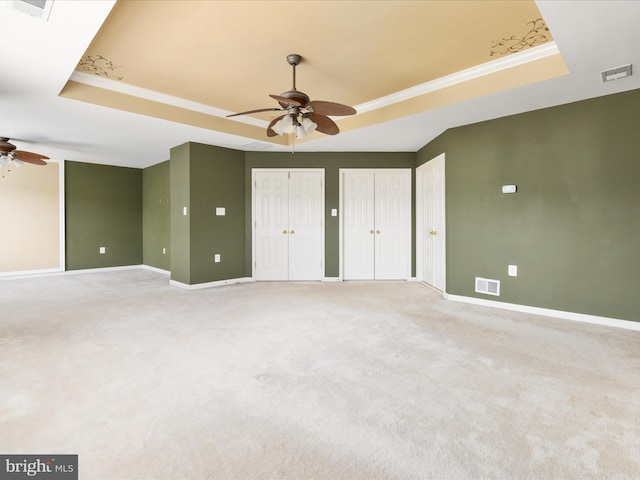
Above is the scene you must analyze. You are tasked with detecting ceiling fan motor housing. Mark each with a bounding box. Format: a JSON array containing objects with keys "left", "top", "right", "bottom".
[{"left": 277, "top": 90, "right": 310, "bottom": 108}]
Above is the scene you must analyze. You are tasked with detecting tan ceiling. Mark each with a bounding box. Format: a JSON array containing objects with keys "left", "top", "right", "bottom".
[{"left": 61, "top": 0, "right": 567, "bottom": 146}]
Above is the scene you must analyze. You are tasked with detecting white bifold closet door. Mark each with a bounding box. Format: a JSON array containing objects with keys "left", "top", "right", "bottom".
[
  {"left": 254, "top": 170, "right": 324, "bottom": 281},
  {"left": 343, "top": 170, "right": 411, "bottom": 280}
]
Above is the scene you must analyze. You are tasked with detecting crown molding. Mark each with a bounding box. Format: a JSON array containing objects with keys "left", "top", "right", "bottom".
[
  {"left": 69, "top": 42, "right": 559, "bottom": 122},
  {"left": 68, "top": 71, "right": 267, "bottom": 128},
  {"left": 354, "top": 42, "right": 560, "bottom": 114}
]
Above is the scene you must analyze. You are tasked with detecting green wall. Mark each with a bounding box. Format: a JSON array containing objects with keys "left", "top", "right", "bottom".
[
  {"left": 169, "top": 143, "right": 191, "bottom": 283},
  {"left": 170, "top": 143, "right": 246, "bottom": 284},
  {"left": 63, "top": 87, "right": 640, "bottom": 322},
  {"left": 245, "top": 152, "right": 416, "bottom": 278},
  {"left": 65, "top": 161, "right": 142, "bottom": 270},
  {"left": 417, "top": 89, "right": 640, "bottom": 322},
  {"left": 143, "top": 160, "right": 170, "bottom": 270}
]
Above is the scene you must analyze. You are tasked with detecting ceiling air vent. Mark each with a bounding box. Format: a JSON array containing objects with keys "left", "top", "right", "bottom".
[
  {"left": 9, "top": 0, "right": 53, "bottom": 21},
  {"left": 475, "top": 277, "right": 500, "bottom": 296},
  {"left": 601, "top": 64, "right": 632, "bottom": 82}
]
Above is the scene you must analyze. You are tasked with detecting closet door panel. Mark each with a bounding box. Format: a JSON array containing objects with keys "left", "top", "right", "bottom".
[
  {"left": 254, "top": 171, "right": 289, "bottom": 280},
  {"left": 374, "top": 172, "right": 410, "bottom": 279},
  {"left": 343, "top": 172, "right": 375, "bottom": 280},
  {"left": 289, "top": 172, "right": 323, "bottom": 281}
]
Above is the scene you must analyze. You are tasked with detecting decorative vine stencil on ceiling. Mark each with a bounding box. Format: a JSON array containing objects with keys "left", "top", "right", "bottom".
[
  {"left": 490, "top": 18, "right": 550, "bottom": 56},
  {"left": 77, "top": 55, "right": 123, "bottom": 80}
]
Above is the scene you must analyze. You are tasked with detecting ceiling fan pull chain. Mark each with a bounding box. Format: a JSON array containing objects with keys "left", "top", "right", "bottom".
[{"left": 292, "top": 130, "right": 296, "bottom": 155}]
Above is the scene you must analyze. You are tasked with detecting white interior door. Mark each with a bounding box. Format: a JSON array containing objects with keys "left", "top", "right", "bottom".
[
  {"left": 375, "top": 171, "right": 411, "bottom": 280},
  {"left": 288, "top": 172, "right": 323, "bottom": 280},
  {"left": 343, "top": 172, "right": 375, "bottom": 280},
  {"left": 342, "top": 169, "right": 411, "bottom": 280},
  {"left": 418, "top": 154, "right": 446, "bottom": 291},
  {"left": 254, "top": 170, "right": 324, "bottom": 281},
  {"left": 254, "top": 171, "right": 289, "bottom": 281}
]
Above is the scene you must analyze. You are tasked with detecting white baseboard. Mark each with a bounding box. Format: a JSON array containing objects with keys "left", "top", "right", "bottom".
[
  {"left": 322, "top": 277, "right": 342, "bottom": 282},
  {"left": 141, "top": 265, "right": 170, "bottom": 275},
  {"left": 0, "top": 267, "right": 64, "bottom": 279},
  {"left": 0, "top": 265, "right": 142, "bottom": 280},
  {"left": 64, "top": 265, "right": 143, "bottom": 275},
  {"left": 169, "top": 277, "right": 254, "bottom": 290},
  {"left": 445, "top": 294, "right": 640, "bottom": 331}
]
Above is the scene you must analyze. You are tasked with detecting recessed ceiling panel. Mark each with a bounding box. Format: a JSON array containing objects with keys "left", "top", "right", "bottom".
[{"left": 62, "top": 0, "right": 566, "bottom": 146}]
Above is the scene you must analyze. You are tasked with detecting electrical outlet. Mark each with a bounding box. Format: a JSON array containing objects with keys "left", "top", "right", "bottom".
[
  {"left": 99, "top": 247, "right": 106, "bottom": 254},
  {"left": 214, "top": 254, "right": 221, "bottom": 263},
  {"left": 508, "top": 265, "right": 518, "bottom": 277}
]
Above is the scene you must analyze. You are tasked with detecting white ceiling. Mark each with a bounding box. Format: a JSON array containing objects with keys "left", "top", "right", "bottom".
[{"left": 1, "top": 0, "right": 639, "bottom": 169}]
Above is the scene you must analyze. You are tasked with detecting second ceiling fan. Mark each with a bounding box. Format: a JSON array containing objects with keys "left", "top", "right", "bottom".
[
  {"left": 0, "top": 137, "right": 49, "bottom": 168},
  {"left": 227, "top": 54, "right": 356, "bottom": 138}
]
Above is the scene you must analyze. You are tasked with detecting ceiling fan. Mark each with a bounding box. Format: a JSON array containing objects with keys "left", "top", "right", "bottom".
[
  {"left": 227, "top": 54, "right": 356, "bottom": 138},
  {"left": 0, "top": 137, "right": 49, "bottom": 169}
]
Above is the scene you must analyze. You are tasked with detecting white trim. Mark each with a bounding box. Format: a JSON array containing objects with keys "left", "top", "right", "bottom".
[
  {"left": 0, "top": 264, "right": 141, "bottom": 280},
  {"left": 169, "top": 277, "right": 254, "bottom": 290},
  {"left": 58, "top": 159, "right": 66, "bottom": 272},
  {"left": 63, "top": 265, "right": 142, "bottom": 275},
  {"left": 69, "top": 71, "right": 266, "bottom": 128},
  {"left": 141, "top": 265, "right": 170, "bottom": 275},
  {"left": 322, "top": 277, "right": 342, "bottom": 282},
  {"left": 69, "top": 42, "right": 559, "bottom": 121},
  {"left": 354, "top": 42, "right": 560, "bottom": 114},
  {"left": 0, "top": 267, "right": 64, "bottom": 279},
  {"left": 445, "top": 294, "right": 640, "bottom": 332}
]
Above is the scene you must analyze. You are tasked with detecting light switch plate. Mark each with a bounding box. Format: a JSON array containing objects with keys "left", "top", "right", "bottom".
[
  {"left": 183, "top": 206, "right": 188, "bottom": 216},
  {"left": 99, "top": 247, "right": 106, "bottom": 254},
  {"left": 331, "top": 208, "right": 337, "bottom": 217},
  {"left": 214, "top": 254, "right": 221, "bottom": 263},
  {"left": 508, "top": 265, "right": 518, "bottom": 276},
  {"left": 216, "top": 207, "right": 225, "bottom": 216}
]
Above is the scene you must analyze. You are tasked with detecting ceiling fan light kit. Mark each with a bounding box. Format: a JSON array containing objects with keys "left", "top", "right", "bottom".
[
  {"left": 0, "top": 137, "right": 49, "bottom": 177},
  {"left": 227, "top": 54, "right": 356, "bottom": 143}
]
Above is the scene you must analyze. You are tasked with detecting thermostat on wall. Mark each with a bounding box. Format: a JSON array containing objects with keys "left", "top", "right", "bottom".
[{"left": 502, "top": 185, "right": 517, "bottom": 194}]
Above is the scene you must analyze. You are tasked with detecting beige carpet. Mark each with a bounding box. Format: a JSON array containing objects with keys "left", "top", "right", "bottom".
[{"left": 1, "top": 269, "right": 639, "bottom": 479}]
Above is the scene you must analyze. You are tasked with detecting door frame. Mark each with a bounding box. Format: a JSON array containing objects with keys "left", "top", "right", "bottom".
[
  {"left": 251, "top": 168, "right": 325, "bottom": 280},
  {"left": 416, "top": 153, "right": 446, "bottom": 292},
  {"left": 339, "top": 168, "right": 412, "bottom": 281}
]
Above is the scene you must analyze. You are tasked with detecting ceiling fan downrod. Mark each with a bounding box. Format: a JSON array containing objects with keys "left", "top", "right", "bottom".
[{"left": 286, "top": 54, "right": 302, "bottom": 91}]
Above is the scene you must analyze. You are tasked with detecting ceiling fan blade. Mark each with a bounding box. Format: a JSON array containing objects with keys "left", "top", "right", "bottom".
[
  {"left": 0, "top": 138, "right": 16, "bottom": 152},
  {"left": 14, "top": 150, "right": 48, "bottom": 165},
  {"left": 308, "top": 101, "right": 356, "bottom": 116},
  {"left": 309, "top": 113, "right": 339, "bottom": 135},
  {"left": 226, "top": 107, "right": 283, "bottom": 118},
  {"left": 266, "top": 115, "right": 286, "bottom": 137},
  {"left": 269, "top": 94, "right": 302, "bottom": 107}
]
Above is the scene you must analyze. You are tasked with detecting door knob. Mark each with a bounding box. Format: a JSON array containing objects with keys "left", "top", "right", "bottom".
[
  {"left": 282, "top": 230, "right": 288, "bottom": 234},
  {"left": 376, "top": 230, "right": 381, "bottom": 234},
  {"left": 429, "top": 230, "right": 437, "bottom": 235},
  {"left": 290, "top": 230, "right": 295, "bottom": 235},
  {"left": 370, "top": 230, "right": 374, "bottom": 234}
]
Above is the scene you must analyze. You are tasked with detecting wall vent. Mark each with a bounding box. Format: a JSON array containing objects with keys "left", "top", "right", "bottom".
[
  {"left": 475, "top": 277, "right": 500, "bottom": 296},
  {"left": 241, "top": 142, "right": 273, "bottom": 150},
  {"left": 9, "top": 0, "right": 53, "bottom": 21},
  {"left": 601, "top": 64, "right": 632, "bottom": 82}
]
